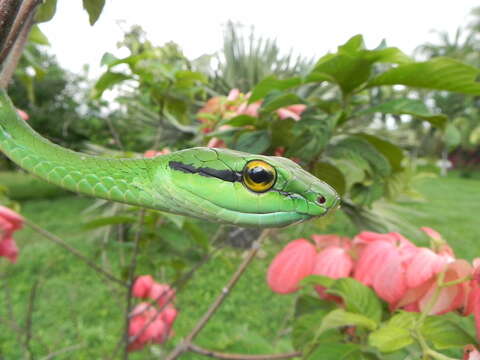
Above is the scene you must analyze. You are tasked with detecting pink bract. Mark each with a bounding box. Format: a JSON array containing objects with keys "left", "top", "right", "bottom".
[
  {"left": 267, "top": 239, "right": 316, "bottom": 294},
  {"left": 132, "top": 275, "right": 155, "bottom": 298}
]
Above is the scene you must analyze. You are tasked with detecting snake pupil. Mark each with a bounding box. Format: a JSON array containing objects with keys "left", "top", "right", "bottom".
[{"left": 249, "top": 166, "right": 273, "bottom": 184}]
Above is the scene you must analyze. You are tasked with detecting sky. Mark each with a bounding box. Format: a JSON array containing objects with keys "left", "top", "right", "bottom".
[{"left": 41, "top": 1, "right": 479, "bottom": 77}]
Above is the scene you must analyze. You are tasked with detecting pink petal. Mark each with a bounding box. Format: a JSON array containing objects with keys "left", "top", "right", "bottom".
[
  {"left": 207, "top": 137, "right": 226, "bottom": 148},
  {"left": 354, "top": 240, "right": 396, "bottom": 286},
  {"left": 0, "top": 236, "right": 19, "bottom": 263},
  {"left": 0, "top": 206, "right": 23, "bottom": 231},
  {"left": 312, "top": 246, "right": 353, "bottom": 279},
  {"left": 463, "top": 345, "right": 480, "bottom": 360},
  {"left": 16, "top": 109, "right": 29, "bottom": 121},
  {"left": 132, "top": 275, "right": 155, "bottom": 298},
  {"left": 372, "top": 249, "right": 407, "bottom": 304},
  {"left": 148, "top": 283, "right": 175, "bottom": 308},
  {"left": 267, "top": 239, "right": 316, "bottom": 294},
  {"left": 277, "top": 108, "right": 301, "bottom": 121},
  {"left": 420, "top": 227, "right": 442, "bottom": 241},
  {"left": 406, "top": 248, "right": 446, "bottom": 288},
  {"left": 227, "top": 88, "right": 240, "bottom": 101}
]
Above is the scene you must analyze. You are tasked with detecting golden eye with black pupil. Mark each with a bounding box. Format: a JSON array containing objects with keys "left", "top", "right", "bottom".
[{"left": 242, "top": 160, "right": 276, "bottom": 193}]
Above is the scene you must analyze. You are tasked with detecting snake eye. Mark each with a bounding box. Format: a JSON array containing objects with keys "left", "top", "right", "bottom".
[{"left": 242, "top": 160, "right": 276, "bottom": 193}]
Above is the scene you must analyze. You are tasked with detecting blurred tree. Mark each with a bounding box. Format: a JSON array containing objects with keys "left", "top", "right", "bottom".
[{"left": 199, "top": 21, "right": 313, "bottom": 94}]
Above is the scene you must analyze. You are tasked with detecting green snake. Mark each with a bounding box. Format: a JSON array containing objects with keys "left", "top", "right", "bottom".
[{"left": 0, "top": 90, "right": 339, "bottom": 227}]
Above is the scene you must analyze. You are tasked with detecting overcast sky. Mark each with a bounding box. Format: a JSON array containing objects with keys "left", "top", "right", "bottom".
[{"left": 41, "top": 1, "right": 479, "bottom": 78}]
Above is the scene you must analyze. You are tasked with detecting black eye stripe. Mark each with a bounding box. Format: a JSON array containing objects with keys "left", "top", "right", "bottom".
[{"left": 169, "top": 161, "right": 242, "bottom": 182}]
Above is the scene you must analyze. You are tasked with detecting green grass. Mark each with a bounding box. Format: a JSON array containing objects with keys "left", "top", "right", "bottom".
[{"left": 1, "top": 173, "right": 480, "bottom": 359}]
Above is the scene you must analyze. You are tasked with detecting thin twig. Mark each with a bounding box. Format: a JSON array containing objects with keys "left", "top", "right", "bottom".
[
  {"left": 38, "top": 343, "right": 85, "bottom": 360},
  {"left": 24, "top": 218, "right": 127, "bottom": 288},
  {"left": 123, "top": 209, "right": 145, "bottom": 359},
  {"left": 189, "top": 344, "right": 302, "bottom": 360},
  {"left": 0, "top": 0, "right": 41, "bottom": 66},
  {"left": 24, "top": 279, "right": 39, "bottom": 360},
  {"left": 165, "top": 229, "right": 271, "bottom": 360}
]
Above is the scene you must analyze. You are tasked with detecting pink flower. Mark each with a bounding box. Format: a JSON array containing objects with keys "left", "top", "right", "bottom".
[
  {"left": 417, "top": 260, "right": 472, "bottom": 315},
  {"left": 312, "top": 234, "right": 350, "bottom": 250},
  {"left": 132, "top": 275, "right": 155, "bottom": 298},
  {"left": 267, "top": 239, "right": 316, "bottom": 294},
  {"left": 236, "top": 101, "right": 262, "bottom": 117},
  {"left": 148, "top": 283, "right": 175, "bottom": 308},
  {"left": 354, "top": 239, "right": 408, "bottom": 304},
  {"left": 276, "top": 104, "right": 307, "bottom": 121},
  {"left": 144, "top": 148, "right": 171, "bottom": 158},
  {"left": 207, "top": 137, "right": 226, "bottom": 148},
  {"left": 464, "top": 345, "right": 480, "bottom": 360},
  {"left": 128, "top": 302, "right": 174, "bottom": 352},
  {"left": 0, "top": 235, "right": 19, "bottom": 263},
  {"left": 421, "top": 226, "right": 442, "bottom": 241},
  {"left": 312, "top": 245, "right": 353, "bottom": 300},
  {"left": 0, "top": 206, "right": 23, "bottom": 263},
  {"left": 227, "top": 88, "right": 241, "bottom": 101},
  {"left": 16, "top": 109, "right": 29, "bottom": 121},
  {"left": 405, "top": 248, "right": 447, "bottom": 288}
]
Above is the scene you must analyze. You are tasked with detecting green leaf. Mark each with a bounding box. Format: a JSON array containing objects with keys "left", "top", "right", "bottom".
[
  {"left": 270, "top": 118, "right": 295, "bottom": 149},
  {"left": 313, "top": 162, "right": 346, "bottom": 196},
  {"left": 318, "top": 309, "right": 378, "bottom": 335},
  {"left": 329, "top": 136, "right": 391, "bottom": 177},
  {"left": 222, "top": 115, "right": 258, "bottom": 127},
  {"left": 469, "top": 126, "right": 480, "bottom": 145},
  {"left": 294, "top": 294, "right": 337, "bottom": 318},
  {"left": 83, "top": 216, "right": 136, "bottom": 230},
  {"left": 35, "top": 0, "right": 57, "bottom": 23},
  {"left": 388, "top": 311, "right": 418, "bottom": 329},
  {"left": 249, "top": 76, "right": 303, "bottom": 103},
  {"left": 310, "top": 35, "right": 411, "bottom": 95},
  {"left": 368, "top": 326, "right": 413, "bottom": 353},
  {"left": 327, "top": 278, "right": 383, "bottom": 324},
  {"left": 443, "top": 123, "right": 461, "bottom": 149},
  {"left": 358, "top": 98, "right": 448, "bottom": 129},
  {"left": 292, "top": 312, "right": 341, "bottom": 351},
  {"left": 333, "top": 159, "right": 366, "bottom": 190},
  {"left": 260, "top": 93, "right": 303, "bottom": 114},
  {"left": 93, "top": 72, "right": 131, "bottom": 98},
  {"left": 368, "top": 57, "right": 480, "bottom": 95},
  {"left": 306, "top": 343, "right": 361, "bottom": 360},
  {"left": 300, "top": 275, "right": 336, "bottom": 288},
  {"left": 82, "top": 0, "right": 106, "bottom": 25},
  {"left": 100, "top": 52, "right": 119, "bottom": 67},
  {"left": 351, "top": 181, "right": 385, "bottom": 207},
  {"left": 28, "top": 25, "right": 49, "bottom": 45},
  {"left": 421, "top": 315, "right": 476, "bottom": 349},
  {"left": 234, "top": 130, "right": 270, "bottom": 154},
  {"left": 355, "top": 133, "right": 404, "bottom": 172}
]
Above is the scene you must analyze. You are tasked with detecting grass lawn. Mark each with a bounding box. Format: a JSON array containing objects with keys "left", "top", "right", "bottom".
[{"left": 1, "top": 172, "right": 479, "bottom": 359}]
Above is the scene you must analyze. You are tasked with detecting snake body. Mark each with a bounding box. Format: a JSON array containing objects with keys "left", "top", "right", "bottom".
[{"left": 0, "top": 90, "right": 339, "bottom": 227}]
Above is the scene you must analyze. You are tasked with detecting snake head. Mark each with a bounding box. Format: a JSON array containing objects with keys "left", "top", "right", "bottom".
[{"left": 156, "top": 147, "right": 340, "bottom": 228}]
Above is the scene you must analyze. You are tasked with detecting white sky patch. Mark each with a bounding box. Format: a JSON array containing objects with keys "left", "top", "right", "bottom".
[{"left": 41, "top": 1, "right": 478, "bottom": 78}]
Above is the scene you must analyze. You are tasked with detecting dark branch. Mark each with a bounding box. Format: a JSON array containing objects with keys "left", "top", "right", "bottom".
[{"left": 189, "top": 344, "right": 302, "bottom": 360}]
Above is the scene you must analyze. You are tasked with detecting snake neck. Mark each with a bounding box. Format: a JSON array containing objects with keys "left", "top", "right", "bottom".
[{"left": 0, "top": 90, "right": 173, "bottom": 210}]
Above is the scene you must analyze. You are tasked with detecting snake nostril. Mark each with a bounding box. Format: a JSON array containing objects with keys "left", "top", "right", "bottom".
[{"left": 317, "top": 195, "right": 326, "bottom": 205}]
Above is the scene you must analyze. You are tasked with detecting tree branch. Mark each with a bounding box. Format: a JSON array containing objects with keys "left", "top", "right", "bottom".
[
  {"left": 24, "top": 218, "right": 128, "bottom": 288},
  {"left": 165, "top": 229, "right": 271, "bottom": 360},
  {"left": 188, "top": 344, "right": 302, "bottom": 360},
  {"left": 0, "top": 0, "right": 22, "bottom": 51},
  {"left": 0, "top": 0, "right": 41, "bottom": 66}
]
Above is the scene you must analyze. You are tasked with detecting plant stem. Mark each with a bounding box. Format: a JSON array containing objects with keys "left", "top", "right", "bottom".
[
  {"left": 189, "top": 343, "right": 301, "bottom": 360},
  {"left": 123, "top": 209, "right": 145, "bottom": 359},
  {"left": 165, "top": 229, "right": 271, "bottom": 360},
  {"left": 24, "top": 218, "right": 127, "bottom": 288}
]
